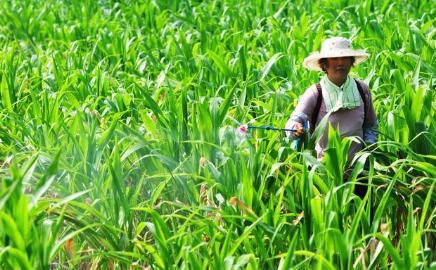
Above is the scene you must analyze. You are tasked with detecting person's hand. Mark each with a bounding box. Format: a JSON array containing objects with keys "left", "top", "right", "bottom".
[{"left": 285, "top": 120, "right": 305, "bottom": 138}]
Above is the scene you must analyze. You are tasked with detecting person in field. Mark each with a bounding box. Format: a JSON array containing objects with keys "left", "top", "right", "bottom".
[{"left": 286, "top": 37, "right": 378, "bottom": 197}]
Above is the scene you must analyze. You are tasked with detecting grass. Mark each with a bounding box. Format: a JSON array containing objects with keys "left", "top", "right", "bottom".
[{"left": 0, "top": 0, "right": 435, "bottom": 269}]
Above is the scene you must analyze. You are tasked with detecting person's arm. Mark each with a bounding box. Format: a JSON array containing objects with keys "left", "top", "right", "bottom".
[
  {"left": 362, "top": 83, "right": 378, "bottom": 144},
  {"left": 285, "top": 85, "right": 318, "bottom": 138}
]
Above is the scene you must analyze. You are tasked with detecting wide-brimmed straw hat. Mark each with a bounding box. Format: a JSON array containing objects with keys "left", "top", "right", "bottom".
[{"left": 303, "top": 37, "right": 369, "bottom": 71}]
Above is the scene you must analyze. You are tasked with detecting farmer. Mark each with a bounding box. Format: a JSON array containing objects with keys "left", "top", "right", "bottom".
[{"left": 285, "top": 37, "right": 378, "bottom": 197}]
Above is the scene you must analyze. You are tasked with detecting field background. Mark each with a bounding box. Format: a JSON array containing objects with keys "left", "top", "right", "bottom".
[{"left": 0, "top": 0, "right": 435, "bottom": 269}]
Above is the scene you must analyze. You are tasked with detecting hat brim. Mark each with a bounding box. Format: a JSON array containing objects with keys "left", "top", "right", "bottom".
[{"left": 303, "top": 49, "right": 369, "bottom": 71}]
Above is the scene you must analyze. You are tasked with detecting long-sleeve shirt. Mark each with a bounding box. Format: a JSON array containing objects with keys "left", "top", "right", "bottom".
[{"left": 286, "top": 79, "right": 378, "bottom": 161}]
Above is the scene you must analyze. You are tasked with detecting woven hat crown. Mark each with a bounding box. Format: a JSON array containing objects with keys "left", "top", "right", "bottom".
[{"left": 321, "top": 37, "right": 352, "bottom": 52}]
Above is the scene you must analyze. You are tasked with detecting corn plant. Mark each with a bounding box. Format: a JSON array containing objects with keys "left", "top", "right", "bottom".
[{"left": 0, "top": 0, "right": 435, "bottom": 269}]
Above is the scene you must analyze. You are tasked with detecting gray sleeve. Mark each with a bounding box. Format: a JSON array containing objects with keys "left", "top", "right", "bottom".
[
  {"left": 288, "top": 85, "right": 318, "bottom": 125},
  {"left": 361, "top": 81, "right": 378, "bottom": 144},
  {"left": 363, "top": 120, "right": 378, "bottom": 144}
]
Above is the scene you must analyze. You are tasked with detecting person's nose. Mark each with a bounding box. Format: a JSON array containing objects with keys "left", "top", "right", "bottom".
[{"left": 335, "top": 57, "right": 346, "bottom": 65}]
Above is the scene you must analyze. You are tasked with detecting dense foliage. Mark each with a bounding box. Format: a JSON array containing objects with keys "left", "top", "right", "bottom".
[{"left": 0, "top": 0, "right": 435, "bottom": 269}]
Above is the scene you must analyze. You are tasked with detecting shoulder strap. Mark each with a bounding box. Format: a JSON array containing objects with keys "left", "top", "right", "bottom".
[
  {"left": 311, "top": 83, "right": 323, "bottom": 134},
  {"left": 355, "top": 79, "right": 367, "bottom": 127}
]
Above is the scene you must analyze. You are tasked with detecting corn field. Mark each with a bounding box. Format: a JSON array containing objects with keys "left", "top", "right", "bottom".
[{"left": 0, "top": 0, "right": 435, "bottom": 269}]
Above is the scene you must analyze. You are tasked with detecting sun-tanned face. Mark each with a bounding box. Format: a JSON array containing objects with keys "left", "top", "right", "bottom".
[{"left": 321, "top": 57, "right": 354, "bottom": 86}]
